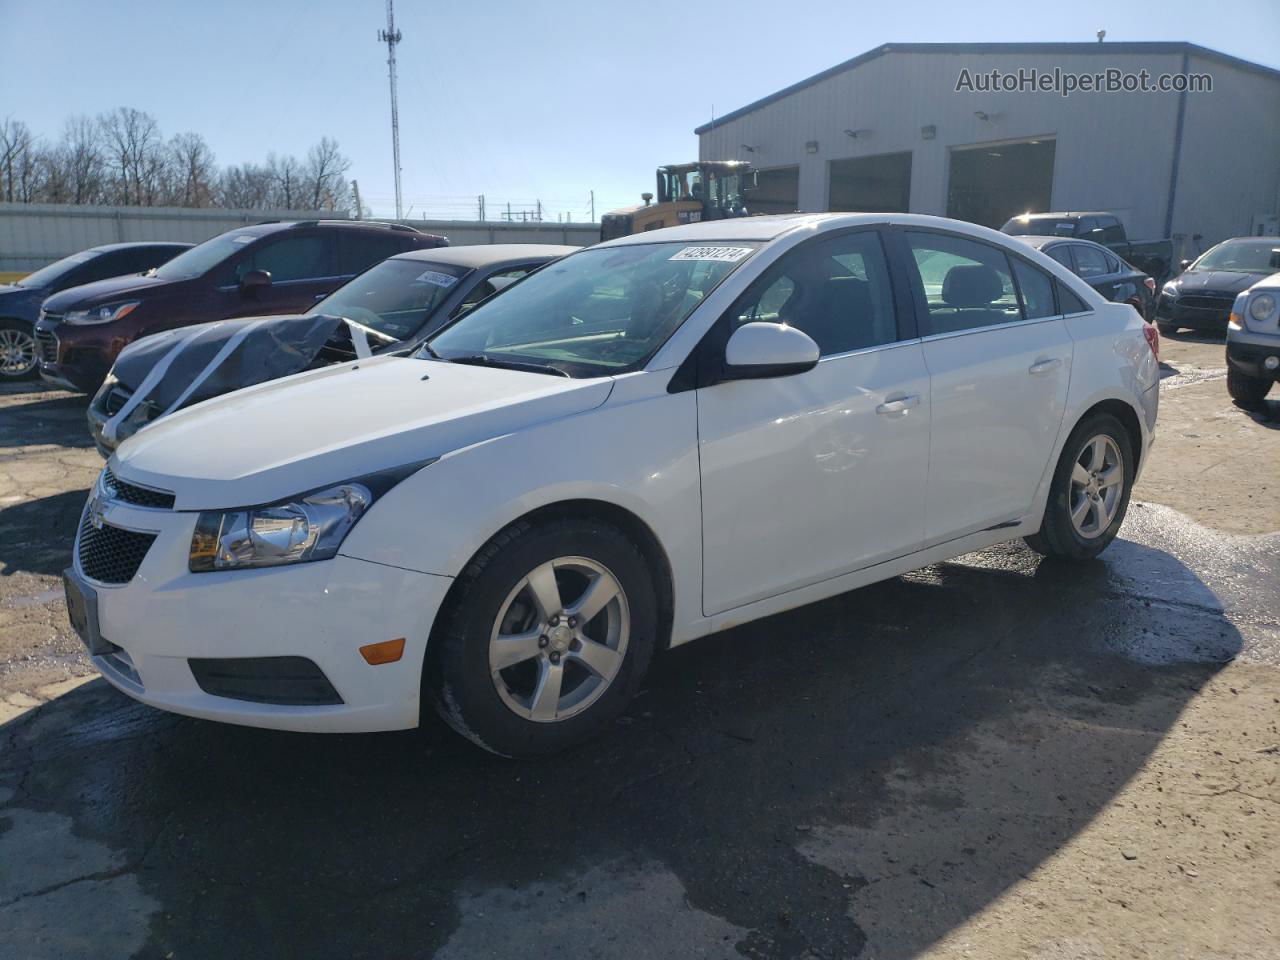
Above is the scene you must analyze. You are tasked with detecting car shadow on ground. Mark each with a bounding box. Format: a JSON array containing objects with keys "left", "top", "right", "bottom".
[
  {"left": 1235, "top": 396, "right": 1280, "bottom": 429},
  {"left": 0, "top": 534, "right": 1242, "bottom": 959},
  {"left": 0, "top": 387, "right": 94, "bottom": 450},
  {"left": 0, "top": 490, "right": 86, "bottom": 576}
]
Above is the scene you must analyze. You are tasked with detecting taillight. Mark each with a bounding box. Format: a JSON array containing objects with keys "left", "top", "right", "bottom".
[
  {"left": 1143, "top": 322, "right": 1159, "bottom": 362},
  {"left": 1143, "top": 276, "right": 1156, "bottom": 294}
]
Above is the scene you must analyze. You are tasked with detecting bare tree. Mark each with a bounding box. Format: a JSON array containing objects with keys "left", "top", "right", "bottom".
[
  {"left": 218, "top": 162, "right": 272, "bottom": 209},
  {"left": 59, "top": 115, "right": 106, "bottom": 204},
  {"left": 169, "top": 132, "right": 217, "bottom": 207},
  {"left": 266, "top": 152, "right": 303, "bottom": 209},
  {"left": 0, "top": 118, "right": 40, "bottom": 203},
  {"left": 304, "top": 137, "right": 351, "bottom": 210},
  {"left": 99, "top": 107, "right": 164, "bottom": 205}
]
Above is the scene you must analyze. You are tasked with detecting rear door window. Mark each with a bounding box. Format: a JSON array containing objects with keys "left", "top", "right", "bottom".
[
  {"left": 1071, "top": 245, "right": 1110, "bottom": 279},
  {"left": 905, "top": 231, "right": 1021, "bottom": 335},
  {"left": 1044, "top": 245, "right": 1074, "bottom": 269},
  {"left": 1012, "top": 259, "right": 1057, "bottom": 319},
  {"left": 334, "top": 232, "right": 411, "bottom": 277},
  {"left": 1057, "top": 281, "right": 1088, "bottom": 314}
]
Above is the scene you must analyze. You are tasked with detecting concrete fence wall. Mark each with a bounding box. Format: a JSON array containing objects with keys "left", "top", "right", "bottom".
[{"left": 0, "top": 203, "right": 603, "bottom": 271}]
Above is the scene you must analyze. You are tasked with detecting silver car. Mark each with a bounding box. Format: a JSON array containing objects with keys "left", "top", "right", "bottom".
[{"left": 1226, "top": 269, "right": 1280, "bottom": 405}]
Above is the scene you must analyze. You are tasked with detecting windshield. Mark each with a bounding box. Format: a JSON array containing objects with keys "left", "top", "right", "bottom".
[
  {"left": 1192, "top": 241, "right": 1280, "bottom": 274},
  {"left": 153, "top": 230, "right": 261, "bottom": 280},
  {"left": 1004, "top": 218, "right": 1076, "bottom": 237},
  {"left": 425, "top": 241, "right": 760, "bottom": 376},
  {"left": 309, "top": 259, "right": 469, "bottom": 340},
  {"left": 17, "top": 250, "right": 97, "bottom": 288}
]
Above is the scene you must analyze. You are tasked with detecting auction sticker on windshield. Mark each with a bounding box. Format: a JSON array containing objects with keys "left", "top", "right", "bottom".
[
  {"left": 669, "top": 246, "right": 754, "bottom": 263},
  {"left": 416, "top": 271, "right": 460, "bottom": 287}
]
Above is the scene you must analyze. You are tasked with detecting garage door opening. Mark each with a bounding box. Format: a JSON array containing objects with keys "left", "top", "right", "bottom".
[
  {"left": 828, "top": 151, "right": 912, "bottom": 213},
  {"left": 749, "top": 165, "right": 800, "bottom": 215},
  {"left": 947, "top": 137, "right": 1056, "bottom": 229}
]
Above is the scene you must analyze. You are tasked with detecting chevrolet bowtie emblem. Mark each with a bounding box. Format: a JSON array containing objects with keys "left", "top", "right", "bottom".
[{"left": 88, "top": 498, "right": 106, "bottom": 530}]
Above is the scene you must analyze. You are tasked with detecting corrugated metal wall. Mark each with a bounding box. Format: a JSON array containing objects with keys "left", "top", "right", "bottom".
[
  {"left": 698, "top": 46, "right": 1280, "bottom": 249},
  {"left": 0, "top": 205, "right": 601, "bottom": 271}
]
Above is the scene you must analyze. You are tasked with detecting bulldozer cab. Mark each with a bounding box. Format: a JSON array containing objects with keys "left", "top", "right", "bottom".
[{"left": 601, "top": 161, "right": 754, "bottom": 241}]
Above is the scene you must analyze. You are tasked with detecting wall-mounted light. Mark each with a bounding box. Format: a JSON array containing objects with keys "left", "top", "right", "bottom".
[
  {"left": 974, "top": 111, "right": 991, "bottom": 122},
  {"left": 920, "top": 125, "right": 936, "bottom": 140},
  {"left": 805, "top": 140, "right": 819, "bottom": 154},
  {"left": 843, "top": 128, "right": 871, "bottom": 139},
  {"left": 740, "top": 144, "right": 757, "bottom": 153}
]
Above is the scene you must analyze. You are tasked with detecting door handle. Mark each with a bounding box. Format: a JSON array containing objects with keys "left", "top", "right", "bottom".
[
  {"left": 875, "top": 393, "right": 921, "bottom": 415},
  {"left": 1028, "top": 357, "right": 1062, "bottom": 375}
]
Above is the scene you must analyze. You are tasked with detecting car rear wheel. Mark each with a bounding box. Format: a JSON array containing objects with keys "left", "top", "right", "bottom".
[
  {"left": 0, "top": 320, "right": 38, "bottom": 381},
  {"left": 1025, "top": 412, "right": 1135, "bottom": 560},
  {"left": 426, "top": 516, "right": 657, "bottom": 757},
  {"left": 1227, "top": 366, "right": 1272, "bottom": 406},
  {"left": 1156, "top": 321, "right": 1179, "bottom": 335}
]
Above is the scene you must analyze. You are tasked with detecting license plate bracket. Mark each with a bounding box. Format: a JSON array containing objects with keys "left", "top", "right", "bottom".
[{"left": 63, "top": 568, "right": 110, "bottom": 656}]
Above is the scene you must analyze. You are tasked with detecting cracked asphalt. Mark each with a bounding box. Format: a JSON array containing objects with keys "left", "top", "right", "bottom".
[{"left": 0, "top": 334, "right": 1277, "bottom": 959}]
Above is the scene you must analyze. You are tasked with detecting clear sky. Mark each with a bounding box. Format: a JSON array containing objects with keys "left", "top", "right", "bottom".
[{"left": 3, "top": 0, "right": 1278, "bottom": 220}]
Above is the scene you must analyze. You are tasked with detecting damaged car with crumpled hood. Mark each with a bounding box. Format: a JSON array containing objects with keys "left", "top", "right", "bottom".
[{"left": 88, "top": 244, "right": 578, "bottom": 455}]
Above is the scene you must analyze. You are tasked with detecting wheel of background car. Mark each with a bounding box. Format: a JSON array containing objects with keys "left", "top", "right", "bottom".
[
  {"left": 1227, "top": 366, "right": 1272, "bottom": 407},
  {"left": 0, "top": 319, "right": 38, "bottom": 380},
  {"left": 1156, "top": 321, "right": 1179, "bottom": 335},
  {"left": 425, "top": 515, "right": 657, "bottom": 757},
  {"left": 1025, "top": 412, "right": 1135, "bottom": 560}
]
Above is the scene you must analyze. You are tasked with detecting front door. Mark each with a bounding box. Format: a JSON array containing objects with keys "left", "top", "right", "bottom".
[
  {"left": 224, "top": 232, "right": 340, "bottom": 318},
  {"left": 697, "top": 228, "right": 930, "bottom": 615},
  {"left": 902, "top": 229, "right": 1072, "bottom": 544}
]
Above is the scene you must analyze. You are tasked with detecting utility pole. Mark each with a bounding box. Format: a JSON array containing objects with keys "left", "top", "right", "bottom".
[
  {"left": 590, "top": 190, "right": 595, "bottom": 223},
  {"left": 377, "top": 0, "right": 404, "bottom": 219},
  {"left": 350, "top": 179, "right": 362, "bottom": 220},
  {"left": 477, "top": 194, "right": 485, "bottom": 221}
]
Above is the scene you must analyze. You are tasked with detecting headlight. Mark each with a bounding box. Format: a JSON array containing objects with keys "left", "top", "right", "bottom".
[
  {"left": 1160, "top": 282, "right": 1179, "bottom": 299},
  {"left": 64, "top": 301, "right": 141, "bottom": 325},
  {"left": 1249, "top": 294, "right": 1276, "bottom": 322},
  {"left": 188, "top": 463, "right": 432, "bottom": 572}
]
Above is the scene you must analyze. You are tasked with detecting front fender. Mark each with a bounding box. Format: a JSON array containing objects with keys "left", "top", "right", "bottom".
[{"left": 338, "top": 378, "right": 703, "bottom": 633}]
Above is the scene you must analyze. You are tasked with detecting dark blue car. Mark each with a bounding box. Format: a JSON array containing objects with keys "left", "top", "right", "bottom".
[{"left": 0, "top": 242, "right": 190, "bottom": 381}]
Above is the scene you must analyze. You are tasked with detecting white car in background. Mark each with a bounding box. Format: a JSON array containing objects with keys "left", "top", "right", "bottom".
[{"left": 64, "top": 214, "right": 1160, "bottom": 757}]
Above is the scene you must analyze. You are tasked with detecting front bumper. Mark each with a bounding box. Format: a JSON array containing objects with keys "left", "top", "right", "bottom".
[
  {"left": 1226, "top": 333, "right": 1280, "bottom": 382},
  {"left": 1155, "top": 296, "right": 1233, "bottom": 332},
  {"left": 34, "top": 318, "right": 114, "bottom": 393},
  {"left": 73, "top": 492, "right": 453, "bottom": 732}
]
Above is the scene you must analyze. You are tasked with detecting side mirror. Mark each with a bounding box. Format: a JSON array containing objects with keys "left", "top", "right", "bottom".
[
  {"left": 1179, "top": 258, "right": 1193, "bottom": 271},
  {"left": 722, "top": 322, "right": 819, "bottom": 381},
  {"left": 239, "top": 269, "right": 272, "bottom": 297}
]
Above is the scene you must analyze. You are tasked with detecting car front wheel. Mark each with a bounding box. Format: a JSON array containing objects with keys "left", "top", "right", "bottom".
[
  {"left": 426, "top": 515, "right": 657, "bottom": 757},
  {"left": 1026, "top": 412, "right": 1135, "bottom": 560},
  {"left": 1227, "top": 366, "right": 1271, "bottom": 406},
  {"left": 0, "top": 320, "right": 38, "bottom": 381}
]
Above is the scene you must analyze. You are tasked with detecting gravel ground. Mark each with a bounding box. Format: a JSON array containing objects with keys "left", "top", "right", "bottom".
[{"left": 0, "top": 334, "right": 1277, "bottom": 959}]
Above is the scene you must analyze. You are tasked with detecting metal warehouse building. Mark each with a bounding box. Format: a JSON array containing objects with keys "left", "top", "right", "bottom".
[{"left": 696, "top": 42, "right": 1280, "bottom": 254}]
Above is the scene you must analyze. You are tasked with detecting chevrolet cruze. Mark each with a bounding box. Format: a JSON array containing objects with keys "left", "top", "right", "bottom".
[{"left": 64, "top": 214, "right": 1160, "bottom": 757}]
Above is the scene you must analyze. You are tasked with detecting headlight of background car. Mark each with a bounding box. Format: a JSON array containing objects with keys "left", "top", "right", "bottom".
[
  {"left": 1249, "top": 293, "right": 1276, "bottom": 322},
  {"left": 188, "top": 462, "right": 433, "bottom": 572},
  {"left": 1160, "top": 282, "right": 1179, "bottom": 299},
  {"left": 64, "top": 301, "right": 141, "bottom": 325}
]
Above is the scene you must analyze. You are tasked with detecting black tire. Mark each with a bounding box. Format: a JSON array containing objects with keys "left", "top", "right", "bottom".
[
  {"left": 1155, "top": 321, "right": 1179, "bottom": 336},
  {"left": 1227, "top": 365, "right": 1271, "bottom": 406},
  {"left": 425, "top": 515, "right": 658, "bottom": 757},
  {"left": 1025, "top": 412, "right": 1135, "bottom": 560},
  {"left": 0, "top": 318, "right": 38, "bottom": 381}
]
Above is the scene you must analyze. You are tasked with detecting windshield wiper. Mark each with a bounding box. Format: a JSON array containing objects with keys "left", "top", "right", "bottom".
[{"left": 445, "top": 353, "right": 570, "bottom": 377}]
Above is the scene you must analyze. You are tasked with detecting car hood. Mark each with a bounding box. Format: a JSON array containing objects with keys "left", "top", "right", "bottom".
[
  {"left": 42, "top": 273, "right": 179, "bottom": 312},
  {"left": 1174, "top": 270, "right": 1267, "bottom": 294},
  {"left": 0, "top": 284, "right": 42, "bottom": 310},
  {"left": 112, "top": 355, "right": 614, "bottom": 510}
]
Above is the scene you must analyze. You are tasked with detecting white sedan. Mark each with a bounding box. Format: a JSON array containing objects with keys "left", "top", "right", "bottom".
[{"left": 64, "top": 214, "right": 1160, "bottom": 756}]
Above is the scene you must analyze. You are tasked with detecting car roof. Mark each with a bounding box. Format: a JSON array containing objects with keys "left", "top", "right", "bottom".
[
  {"left": 1212, "top": 236, "right": 1280, "bottom": 246},
  {"left": 1014, "top": 235, "right": 1113, "bottom": 253},
  {"left": 1011, "top": 212, "right": 1112, "bottom": 220},
  {"left": 597, "top": 212, "right": 1046, "bottom": 248},
  {"left": 390, "top": 244, "right": 580, "bottom": 267},
  {"left": 86, "top": 241, "right": 194, "bottom": 253}
]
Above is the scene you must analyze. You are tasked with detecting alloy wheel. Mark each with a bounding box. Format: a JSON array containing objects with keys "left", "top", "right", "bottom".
[
  {"left": 488, "top": 556, "right": 629, "bottom": 723},
  {"left": 0, "top": 327, "right": 36, "bottom": 377},
  {"left": 1069, "top": 434, "right": 1124, "bottom": 539}
]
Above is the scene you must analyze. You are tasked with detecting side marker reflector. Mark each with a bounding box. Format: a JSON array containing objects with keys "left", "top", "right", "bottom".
[{"left": 360, "top": 637, "right": 406, "bottom": 665}]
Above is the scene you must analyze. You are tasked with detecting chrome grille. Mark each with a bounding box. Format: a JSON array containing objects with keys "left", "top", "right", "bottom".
[
  {"left": 1179, "top": 294, "right": 1234, "bottom": 311},
  {"left": 77, "top": 513, "right": 156, "bottom": 584},
  {"left": 102, "top": 468, "right": 174, "bottom": 509}
]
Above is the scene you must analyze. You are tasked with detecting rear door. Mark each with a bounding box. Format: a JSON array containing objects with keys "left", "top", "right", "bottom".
[
  {"left": 223, "top": 231, "right": 336, "bottom": 317},
  {"left": 904, "top": 229, "right": 1072, "bottom": 544},
  {"left": 697, "top": 227, "right": 930, "bottom": 614}
]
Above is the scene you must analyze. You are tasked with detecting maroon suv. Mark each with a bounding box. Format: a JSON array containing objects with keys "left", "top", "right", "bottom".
[{"left": 35, "top": 220, "right": 446, "bottom": 392}]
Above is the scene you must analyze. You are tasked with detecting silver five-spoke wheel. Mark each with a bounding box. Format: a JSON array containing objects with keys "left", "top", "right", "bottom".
[
  {"left": 0, "top": 326, "right": 36, "bottom": 378},
  {"left": 489, "top": 556, "right": 629, "bottom": 723},
  {"left": 1069, "top": 434, "right": 1124, "bottom": 539}
]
